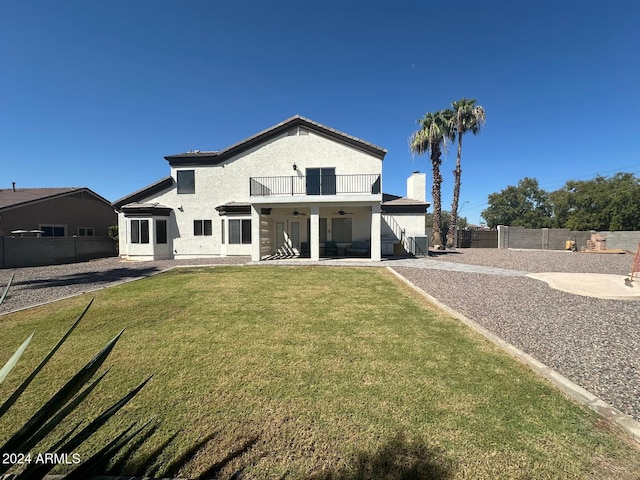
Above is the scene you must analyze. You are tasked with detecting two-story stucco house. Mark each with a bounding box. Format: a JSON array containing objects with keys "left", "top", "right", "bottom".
[{"left": 113, "top": 116, "right": 429, "bottom": 262}]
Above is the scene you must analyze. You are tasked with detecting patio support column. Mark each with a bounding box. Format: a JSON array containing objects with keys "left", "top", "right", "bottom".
[
  {"left": 370, "top": 203, "right": 381, "bottom": 261},
  {"left": 310, "top": 205, "right": 320, "bottom": 261},
  {"left": 251, "top": 205, "right": 261, "bottom": 261}
]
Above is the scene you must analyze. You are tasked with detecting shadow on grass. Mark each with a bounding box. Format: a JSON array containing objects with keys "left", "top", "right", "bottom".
[
  {"left": 12, "top": 267, "right": 163, "bottom": 290},
  {"left": 108, "top": 430, "right": 258, "bottom": 480},
  {"left": 310, "top": 433, "right": 453, "bottom": 480}
]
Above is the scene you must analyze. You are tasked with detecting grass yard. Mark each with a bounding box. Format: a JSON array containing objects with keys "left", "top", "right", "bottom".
[{"left": 0, "top": 266, "right": 639, "bottom": 479}]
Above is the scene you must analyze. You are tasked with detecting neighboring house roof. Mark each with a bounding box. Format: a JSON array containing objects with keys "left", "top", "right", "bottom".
[
  {"left": 112, "top": 177, "right": 174, "bottom": 210},
  {"left": 165, "top": 115, "right": 388, "bottom": 167},
  {"left": 0, "top": 187, "right": 112, "bottom": 212}
]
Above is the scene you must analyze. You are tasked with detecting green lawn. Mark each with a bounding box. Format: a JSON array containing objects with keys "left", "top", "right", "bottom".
[{"left": 1, "top": 266, "right": 639, "bottom": 479}]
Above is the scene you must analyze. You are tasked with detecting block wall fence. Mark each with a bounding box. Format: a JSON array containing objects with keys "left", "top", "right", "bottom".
[
  {"left": 0, "top": 236, "right": 117, "bottom": 268},
  {"left": 497, "top": 226, "right": 640, "bottom": 252}
]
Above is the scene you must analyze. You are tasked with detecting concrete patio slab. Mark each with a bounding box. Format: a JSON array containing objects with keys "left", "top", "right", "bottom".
[{"left": 527, "top": 272, "right": 640, "bottom": 300}]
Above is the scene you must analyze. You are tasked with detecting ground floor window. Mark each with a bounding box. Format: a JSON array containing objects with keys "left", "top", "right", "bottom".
[
  {"left": 131, "top": 219, "right": 149, "bottom": 244},
  {"left": 194, "top": 219, "right": 212, "bottom": 236},
  {"left": 156, "top": 219, "right": 167, "bottom": 244},
  {"left": 332, "top": 217, "right": 352, "bottom": 243},
  {"left": 77, "top": 227, "right": 94, "bottom": 236},
  {"left": 41, "top": 225, "right": 66, "bottom": 237},
  {"left": 229, "top": 219, "right": 251, "bottom": 244}
]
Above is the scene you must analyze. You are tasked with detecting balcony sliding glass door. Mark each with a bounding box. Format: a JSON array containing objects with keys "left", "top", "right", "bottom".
[{"left": 306, "top": 168, "right": 336, "bottom": 195}]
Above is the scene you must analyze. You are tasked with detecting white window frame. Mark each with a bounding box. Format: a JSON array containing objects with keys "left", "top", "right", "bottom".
[
  {"left": 194, "top": 219, "right": 212, "bottom": 236},
  {"left": 131, "top": 219, "right": 150, "bottom": 244},
  {"left": 228, "top": 218, "right": 251, "bottom": 244},
  {"left": 177, "top": 170, "right": 195, "bottom": 194}
]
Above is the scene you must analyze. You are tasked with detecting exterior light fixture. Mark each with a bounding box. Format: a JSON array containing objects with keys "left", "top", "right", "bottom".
[{"left": 292, "top": 163, "right": 297, "bottom": 171}]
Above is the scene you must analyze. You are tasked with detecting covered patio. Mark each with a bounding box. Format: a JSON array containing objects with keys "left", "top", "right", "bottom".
[{"left": 249, "top": 203, "right": 381, "bottom": 261}]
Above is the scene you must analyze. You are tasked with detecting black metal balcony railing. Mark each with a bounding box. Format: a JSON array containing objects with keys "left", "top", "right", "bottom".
[{"left": 250, "top": 174, "right": 381, "bottom": 197}]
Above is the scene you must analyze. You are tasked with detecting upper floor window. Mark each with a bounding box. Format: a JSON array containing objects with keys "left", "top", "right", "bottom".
[
  {"left": 177, "top": 170, "right": 195, "bottom": 194},
  {"left": 78, "top": 227, "right": 94, "bottom": 236},
  {"left": 306, "top": 168, "right": 336, "bottom": 195}
]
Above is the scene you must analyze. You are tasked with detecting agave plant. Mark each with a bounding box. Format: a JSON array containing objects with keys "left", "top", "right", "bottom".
[
  {"left": 0, "top": 272, "right": 14, "bottom": 306},
  {"left": 0, "top": 299, "right": 153, "bottom": 479}
]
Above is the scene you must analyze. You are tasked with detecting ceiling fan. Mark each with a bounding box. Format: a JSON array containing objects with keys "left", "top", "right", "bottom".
[
  {"left": 334, "top": 208, "right": 353, "bottom": 216},
  {"left": 287, "top": 209, "right": 307, "bottom": 216}
]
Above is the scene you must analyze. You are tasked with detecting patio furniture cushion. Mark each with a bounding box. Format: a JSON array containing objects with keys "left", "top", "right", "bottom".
[
  {"left": 346, "top": 240, "right": 369, "bottom": 256},
  {"left": 324, "top": 241, "right": 338, "bottom": 256}
]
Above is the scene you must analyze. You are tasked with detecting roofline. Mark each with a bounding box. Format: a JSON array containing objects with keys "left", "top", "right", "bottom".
[
  {"left": 381, "top": 204, "right": 430, "bottom": 214},
  {"left": 112, "top": 177, "right": 174, "bottom": 210},
  {"left": 165, "top": 115, "right": 388, "bottom": 167},
  {"left": 0, "top": 188, "right": 113, "bottom": 213}
]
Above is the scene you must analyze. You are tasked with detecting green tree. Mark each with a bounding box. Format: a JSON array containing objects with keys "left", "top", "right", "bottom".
[
  {"left": 410, "top": 109, "right": 454, "bottom": 248},
  {"left": 426, "top": 211, "right": 468, "bottom": 241},
  {"left": 482, "top": 177, "right": 552, "bottom": 229},
  {"left": 551, "top": 173, "right": 640, "bottom": 230},
  {"left": 426, "top": 211, "right": 468, "bottom": 229},
  {"left": 446, "top": 98, "right": 486, "bottom": 247}
]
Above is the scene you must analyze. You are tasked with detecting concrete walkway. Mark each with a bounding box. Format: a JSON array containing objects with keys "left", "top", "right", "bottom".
[
  {"left": 253, "top": 256, "right": 530, "bottom": 276},
  {"left": 255, "top": 256, "right": 640, "bottom": 298}
]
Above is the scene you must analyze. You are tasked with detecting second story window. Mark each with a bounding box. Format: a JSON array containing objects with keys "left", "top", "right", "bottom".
[{"left": 177, "top": 170, "right": 195, "bottom": 194}]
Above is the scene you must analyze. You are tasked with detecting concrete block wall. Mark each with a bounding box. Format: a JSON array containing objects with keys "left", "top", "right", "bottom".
[
  {"left": 497, "top": 226, "right": 640, "bottom": 252},
  {"left": 1, "top": 236, "right": 117, "bottom": 268},
  {"left": 603, "top": 232, "right": 640, "bottom": 252}
]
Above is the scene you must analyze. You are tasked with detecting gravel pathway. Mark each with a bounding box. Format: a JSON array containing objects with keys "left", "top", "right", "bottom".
[{"left": 1, "top": 250, "right": 638, "bottom": 424}]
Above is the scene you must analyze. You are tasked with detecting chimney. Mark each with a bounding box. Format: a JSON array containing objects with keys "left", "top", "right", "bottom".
[
  {"left": 12, "top": 182, "right": 16, "bottom": 192},
  {"left": 407, "top": 171, "right": 426, "bottom": 202}
]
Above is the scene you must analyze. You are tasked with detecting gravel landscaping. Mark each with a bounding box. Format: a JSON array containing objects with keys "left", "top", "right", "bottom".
[
  {"left": 1, "top": 249, "right": 638, "bottom": 427},
  {"left": 392, "top": 248, "right": 640, "bottom": 423},
  {"left": 0, "top": 256, "right": 249, "bottom": 314},
  {"left": 426, "top": 247, "right": 634, "bottom": 274}
]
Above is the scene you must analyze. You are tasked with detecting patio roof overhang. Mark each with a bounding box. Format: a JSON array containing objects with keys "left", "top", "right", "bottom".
[{"left": 215, "top": 202, "right": 252, "bottom": 215}]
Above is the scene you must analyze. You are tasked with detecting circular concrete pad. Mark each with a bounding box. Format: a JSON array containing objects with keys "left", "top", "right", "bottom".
[{"left": 527, "top": 272, "right": 640, "bottom": 300}]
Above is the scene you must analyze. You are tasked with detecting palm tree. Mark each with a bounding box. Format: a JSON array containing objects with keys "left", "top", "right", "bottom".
[
  {"left": 446, "top": 98, "right": 486, "bottom": 247},
  {"left": 410, "top": 109, "right": 454, "bottom": 249}
]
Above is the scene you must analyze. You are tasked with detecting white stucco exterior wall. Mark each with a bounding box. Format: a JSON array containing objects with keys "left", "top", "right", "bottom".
[{"left": 118, "top": 127, "right": 384, "bottom": 260}]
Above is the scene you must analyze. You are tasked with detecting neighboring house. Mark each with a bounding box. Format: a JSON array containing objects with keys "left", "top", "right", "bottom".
[
  {"left": 113, "top": 116, "right": 429, "bottom": 262},
  {"left": 0, "top": 186, "right": 116, "bottom": 237}
]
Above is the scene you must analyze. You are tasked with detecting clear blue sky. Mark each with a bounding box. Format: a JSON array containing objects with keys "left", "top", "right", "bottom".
[{"left": 2, "top": 1, "right": 638, "bottom": 225}]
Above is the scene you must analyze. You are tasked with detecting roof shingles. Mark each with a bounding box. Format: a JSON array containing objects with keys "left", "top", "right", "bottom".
[{"left": 0, "top": 188, "right": 86, "bottom": 210}]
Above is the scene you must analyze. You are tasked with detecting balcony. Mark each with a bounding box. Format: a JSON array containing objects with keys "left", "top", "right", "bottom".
[{"left": 250, "top": 173, "right": 381, "bottom": 197}]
